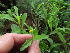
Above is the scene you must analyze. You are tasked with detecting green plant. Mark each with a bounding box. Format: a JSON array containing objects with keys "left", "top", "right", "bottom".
[
  {"left": 16, "top": 0, "right": 70, "bottom": 53},
  {"left": 0, "top": 0, "right": 70, "bottom": 53},
  {"left": 0, "top": 6, "right": 53, "bottom": 52}
]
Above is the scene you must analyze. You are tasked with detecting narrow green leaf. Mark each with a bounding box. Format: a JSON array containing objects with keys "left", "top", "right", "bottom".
[
  {"left": 34, "top": 35, "right": 48, "bottom": 40},
  {"left": 67, "top": 43, "right": 70, "bottom": 45},
  {"left": 31, "top": 2, "right": 35, "bottom": 9},
  {"left": 37, "top": 3, "right": 43, "bottom": 9},
  {"left": 34, "top": 34, "right": 53, "bottom": 44},
  {"left": 20, "top": 39, "right": 32, "bottom": 51},
  {"left": 0, "top": 14, "right": 15, "bottom": 22},
  {"left": 56, "top": 31, "right": 66, "bottom": 43},
  {"left": 48, "top": 17, "right": 53, "bottom": 31},
  {"left": 56, "top": 28, "right": 66, "bottom": 32},
  {"left": 14, "top": 6, "right": 19, "bottom": 16},
  {"left": 46, "top": 37, "right": 54, "bottom": 45},
  {"left": 11, "top": 24, "right": 21, "bottom": 33},
  {"left": 7, "top": 9, "right": 12, "bottom": 16},
  {"left": 21, "top": 13, "right": 27, "bottom": 25},
  {"left": 50, "top": 43, "right": 60, "bottom": 50},
  {"left": 56, "top": 28, "right": 70, "bottom": 34}
]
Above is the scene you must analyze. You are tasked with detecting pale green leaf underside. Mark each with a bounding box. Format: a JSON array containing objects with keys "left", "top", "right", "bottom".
[
  {"left": 7, "top": 9, "right": 12, "bottom": 16},
  {"left": 34, "top": 34, "right": 53, "bottom": 44},
  {"left": 11, "top": 24, "right": 21, "bottom": 33},
  {"left": 67, "top": 43, "right": 70, "bottom": 45},
  {"left": 0, "top": 14, "right": 15, "bottom": 22},
  {"left": 34, "top": 35, "right": 49, "bottom": 40},
  {"left": 56, "top": 32, "right": 66, "bottom": 43},
  {"left": 14, "top": 6, "right": 19, "bottom": 16},
  {"left": 20, "top": 39, "right": 32, "bottom": 51},
  {"left": 22, "top": 13, "right": 27, "bottom": 25}
]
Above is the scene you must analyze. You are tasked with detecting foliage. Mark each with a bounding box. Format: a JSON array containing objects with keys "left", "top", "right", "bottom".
[
  {"left": 18, "top": 0, "right": 70, "bottom": 52},
  {"left": 0, "top": 6, "right": 53, "bottom": 52},
  {"left": 0, "top": 0, "right": 70, "bottom": 53}
]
